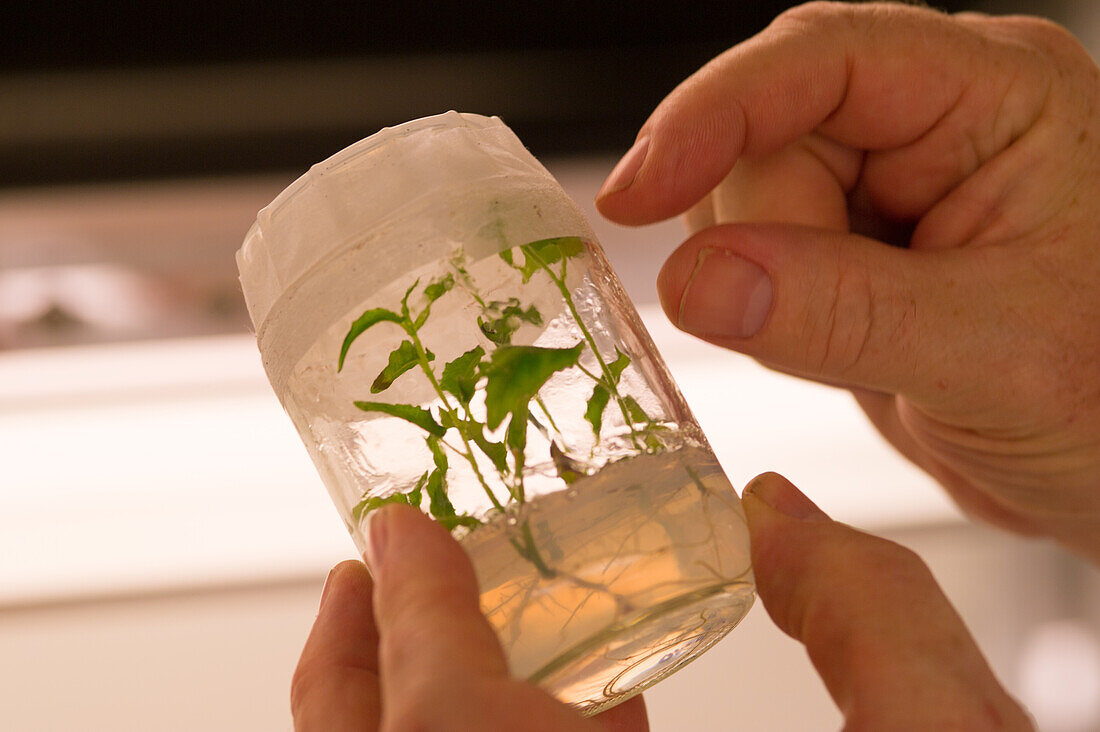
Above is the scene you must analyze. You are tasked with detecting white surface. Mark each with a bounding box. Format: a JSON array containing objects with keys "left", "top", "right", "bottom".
[
  {"left": 0, "top": 307, "right": 957, "bottom": 607},
  {"left": 0, "top": 157, "right": 957, "bottom": 605}
]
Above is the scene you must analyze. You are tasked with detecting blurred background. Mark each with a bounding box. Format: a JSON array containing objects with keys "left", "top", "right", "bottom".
[{"left": 2, "top": 1, "right": 1099, "bottom": 729}]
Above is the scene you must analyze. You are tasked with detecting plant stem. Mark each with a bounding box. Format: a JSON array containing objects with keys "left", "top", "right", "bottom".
[
  {"left": 510, "top": 520, "right": 557, "bottom": 579},
  {"left": 402, "top": 315, "right": 506, "bottom": 514},
  {"left": 525, "top": 245, "right": 643, "bottom": 449}
]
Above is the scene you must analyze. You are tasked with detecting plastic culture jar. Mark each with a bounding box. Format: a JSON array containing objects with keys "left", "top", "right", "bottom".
[{"left": 237, "top": 112, "right": 754, "bottom": 714}]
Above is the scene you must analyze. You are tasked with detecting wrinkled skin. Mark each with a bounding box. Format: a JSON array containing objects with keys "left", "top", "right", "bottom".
[
  {"left": 292, "top": 2, "right": 1100, "bottom": 729},
  {"left": 596, "top": 1, "right": 1100, "bottom": 564}
]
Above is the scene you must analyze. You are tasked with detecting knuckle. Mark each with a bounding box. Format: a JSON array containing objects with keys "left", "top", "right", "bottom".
[
  {"left": 1002, "top": 15, "right": 1078, "bottom": 50},
  {"left": 777, "top": 1, "right": 933, "bottom": 36},
  {"left": 799, "top": 258, "right": 881, "bottom": 378},
  {"left": 774, "top": 1, "right": 855, "bottom": 35}
]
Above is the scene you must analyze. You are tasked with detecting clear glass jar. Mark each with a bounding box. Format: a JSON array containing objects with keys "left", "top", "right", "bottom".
[{"left": 237, "top": 111, "right": 754, "bottom": 714}]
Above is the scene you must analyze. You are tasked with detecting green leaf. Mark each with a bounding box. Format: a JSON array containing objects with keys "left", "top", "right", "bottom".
[
  {"left": 400, "top": 278, "right": 421, "bottom": 309},
  {"left": 424, "top": 468, "right": 452, "bottom": 520},
  {"left": 440, "top": 346, "right": 484, "bottom": 405},
  {"left": 351, "top": 472, "right": 426, "bottom": 523},
  {"left": 437, "top": 513, "right": 482, "bottom": 531},
  {"left": 517, "top": 237, "right": 586, "bottom": 282},
  {"left": 606, "top": 349, "right": 631, "bottom": 383},
  {"left": 583, "top": 349, "right": 629, "bottom": 436},
  {"left": 371, "top": 340, "right": 434, "bottom": 393},
  {"left": 481, "top": 343, "right": 584, "bottom": 430},
  {"left": 353, "top": 401, "right": 446, "bottom": 436},
  {"left": 499, "top": 249, "right": 515, "bottom": 266},
  {"left": 478, "top": 299, "right": 543, "bottom": 345},
  {"left": 414, "top": 273, "right": 456, "bottom": 328},
  {"left": 550, "top": 442, "right": 586, "bottom": 484},
  {"left": 621, "top": 395, "right": 651, "bottom": 424},
  {"left": 420, "top": 462, "right": 479, "bottom": 531},
  {"left": 424, "top": 273, "right": 455, "bottom": 303},
  {"left": 408, "top": 472, "right": 427, "bottom": 508},
  {"left": 584, "top": 384, "right": 611, "bottom": 436},
  {"left": 339, "top": 308, "right": 404, "bottom": 371},
  {"left": 506, "top": 402, "right": 529, "bottom": 476},
  {"left": 470, "top": 428, "right": 509, "bottom": 475},
  {"left": 426, "top": 434, "right": 448, "bottom": 474}
]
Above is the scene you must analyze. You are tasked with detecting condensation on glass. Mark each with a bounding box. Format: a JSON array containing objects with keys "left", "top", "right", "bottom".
[{"left": 237, "top": 112, "right": 754, "bottom": 714}]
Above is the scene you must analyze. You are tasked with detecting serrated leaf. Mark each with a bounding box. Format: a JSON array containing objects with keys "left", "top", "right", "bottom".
[
  {"left": 518, "top": 237, "right": 586, "bottom": 282},
  {"left": 422, "top": 464, "right": 478, "bottom": 531},
  {"left": 470, "top": 428, "right": 509, "bottom": 474},
  {"left": 414, "top": 273, "right": 456, "bottom": 328},
  {"left": 339, "top": 308, "right": 404, "bottom": 371},
  {"left": 423, "top": 468, "right": 452, "bottom": 519},
  {"left": 426, "top": 434, "right": 448, "bottom": 474},
  {"left": 606, "top": 349, "right": 631, "bottom": 384},
  {"left": 446, "top": 412, "right": 508, "bottom": 474},
  {"left": 478, "top": 299, "right": 543, "bottom": 345},
  {"left": 408, "top": 471, "right": 427, "bottom": 509},
  {"left": 481, "top": 343, "right": 584, "bottom": 430},
  {"left": 419, "top": 436, "right": 478, "bottom": 529},
  {"left": 370, "top": 340, "right": 433, "bottom": 393},
  {"left": 621, "top": 395, "right": 651, "bottom": 424},
  {"left": 424, "top": 273, "right": 455, "bottom": 303},
  {"left": 440, "top": 346, "right": 484, "bottom": 405},
  {"left": 400, "top": 278, "right": 421, "bottom": 308},
  {"left": 353, "top": 401, "right": 446, "bottom": 436}
]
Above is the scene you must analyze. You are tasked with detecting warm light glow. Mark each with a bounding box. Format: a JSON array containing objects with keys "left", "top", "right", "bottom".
[{"left": 0, "top": 308, "right": 954, "bottom": 606}]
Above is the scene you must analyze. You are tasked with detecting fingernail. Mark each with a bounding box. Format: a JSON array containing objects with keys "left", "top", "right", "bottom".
[
  {"left": 679, "top": 247, "right": 772, "bottom": 338},
  {"left": 598, "top": 136, "right": 650, "bottom": 197},
  {"left": 744, "top": 473, "right": 829, "bottom": 521},
  {"left": 319, "top": 567, "right": 338, "bottom": 609},
  {"left": 363, "top": 508, "right": 390, "bottom": 576}
]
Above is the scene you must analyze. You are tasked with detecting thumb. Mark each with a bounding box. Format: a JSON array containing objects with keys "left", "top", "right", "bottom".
[
  {"left": 656, "top": 222, "right": 983, "bottom": 399},
  {"left": 743, "top": 472, "right": 1032, "bottom": 729},
  {"left": 366, "top": 505, "right": 630, "bottom": 730}
]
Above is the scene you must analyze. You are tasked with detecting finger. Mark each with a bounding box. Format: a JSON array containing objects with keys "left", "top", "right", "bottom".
[
  {"left": 596, "top": 2, "right": 1048, "bottom": 226},
  {"left": 367, "top": 505, "right": 597, "bottom": 730},
  {"left": 291, "top": 560, "right": 382, "bottom": 732},
  {"left": 680, "top": 195, "right": 715, "bottom": 236},
  {"left": 655, "top": 222, "right": 994, "bottom": 400},
  {"left": 366, "top": 504, "right": 509, "bottom": 699},
  {"left": 742, "top": 473, "right": 1032, "bottom": 729},
  {"left": 707, "top": 133, "right": 860, "bottom": 232}
]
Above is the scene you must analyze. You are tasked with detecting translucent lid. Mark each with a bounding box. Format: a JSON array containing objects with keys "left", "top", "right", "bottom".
[
  {"left": 236, "top": 111, "right": 593, "bottom": 394},
  {"left": 237, "top": 111, "right": 568, "bottom": 332}
]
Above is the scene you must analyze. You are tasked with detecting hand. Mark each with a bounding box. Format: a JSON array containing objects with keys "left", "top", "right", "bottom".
[
  {"left": 290, "top": 504, "right": 649, "bottom": 731},
  {"left": 292, "top": 476, "right": 1034, "bottom": 730},
  {"left": 596, "top": 1, "right": 1100, "bottom": 561},
  {"left": 742, "top": 472, "right": 1033, "bottom": 730}
]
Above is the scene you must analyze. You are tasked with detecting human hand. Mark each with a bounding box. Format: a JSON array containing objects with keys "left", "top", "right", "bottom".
[
  {"left": 742, "top": 471, "right": 1033, "bottom": 729},
  {"left": 290, "top": 504, "right": 649, "bottom": 731},
  {"left": 292, "top": 475, "right": 1034, "bottom": 730},
  {"left": 595, "top": 1, "right": 1100, "bottom": 561}
]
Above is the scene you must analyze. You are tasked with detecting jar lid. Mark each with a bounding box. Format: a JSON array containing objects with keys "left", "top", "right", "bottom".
[
  {"left": 236, "top": 111, "right": 593, "bottom": 395},
  {"left": 237, "top": 111, "right": 556, "bottom": 333}
]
